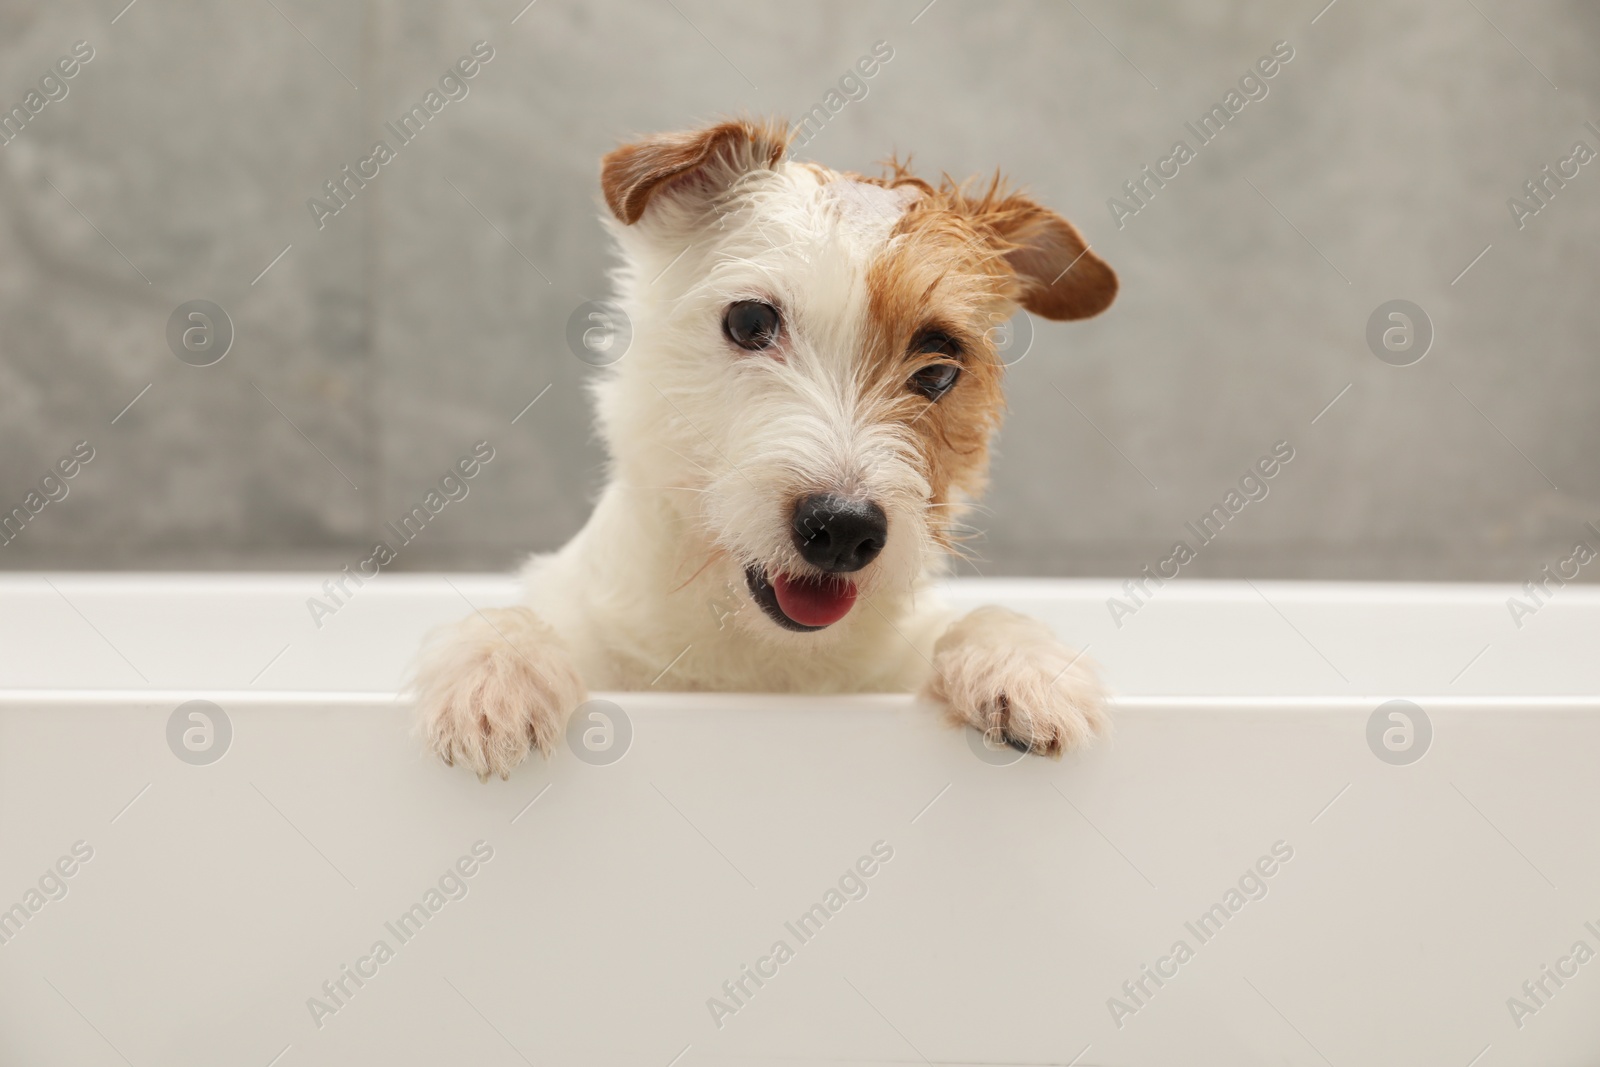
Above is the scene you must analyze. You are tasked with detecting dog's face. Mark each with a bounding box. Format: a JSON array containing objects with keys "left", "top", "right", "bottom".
[{"left": 593, "top": 119, "right": 1115, "bottom": 639}]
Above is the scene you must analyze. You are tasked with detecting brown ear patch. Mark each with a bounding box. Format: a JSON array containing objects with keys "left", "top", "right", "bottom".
[
  {"left": 991, "top": 207, "right": 1117, "bottom": 320},
  {"left": 600, "top": 118, "right": 789, "bottom": 225},
  {"left": 852, "top": 163, "right": 1116, "bottom": 321},
  {"left": 953, "top": 182, "right": 1117, "bottom": 321}
]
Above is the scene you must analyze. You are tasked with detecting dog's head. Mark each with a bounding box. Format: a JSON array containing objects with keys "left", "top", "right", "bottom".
[{"left": 592, "top": 118, "right": 1115, "bottom": 638}]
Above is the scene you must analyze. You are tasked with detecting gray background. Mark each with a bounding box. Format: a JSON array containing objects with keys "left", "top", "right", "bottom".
[{"left": 2, "top": 0, "right": 1596, "bottom": 580}]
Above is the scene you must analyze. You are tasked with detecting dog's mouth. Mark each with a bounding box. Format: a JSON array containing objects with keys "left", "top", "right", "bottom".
[{"left": 744, "top": 566, "right": 857, "bottom": 631}]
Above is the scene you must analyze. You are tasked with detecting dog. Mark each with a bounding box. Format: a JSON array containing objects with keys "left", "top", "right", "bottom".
[{"left": 415, "top": 118, "right": 1118, "bottom": 780}]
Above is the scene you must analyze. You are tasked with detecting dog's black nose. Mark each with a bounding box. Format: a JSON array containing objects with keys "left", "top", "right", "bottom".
[{"left": 791, "top": 493, "right": 888, "bottom": 573}]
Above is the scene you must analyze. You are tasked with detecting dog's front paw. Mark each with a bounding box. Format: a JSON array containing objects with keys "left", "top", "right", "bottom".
[
  {"left": 413, "top": 606, "right": 587, "bottom": 781},
  {"left": 923, "top": 605, "right": 1108, "bottom": 758}
]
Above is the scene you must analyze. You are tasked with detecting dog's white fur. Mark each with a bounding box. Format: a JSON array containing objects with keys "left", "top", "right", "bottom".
[{"left": 415, "top": 120, "right": 1116, "bottom": 780}]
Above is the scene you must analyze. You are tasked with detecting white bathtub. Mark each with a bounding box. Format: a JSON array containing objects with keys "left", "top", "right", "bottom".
[{"left": 1, "top": 574, "right": 1596, "bottom": 1066}]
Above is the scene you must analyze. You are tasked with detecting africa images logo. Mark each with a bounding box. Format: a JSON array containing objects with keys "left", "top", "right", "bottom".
[
  {"left": 305, "top": 841, "right": 494, "bottom": 1029},
  {"left": 706, "top": 841, "right": 895, "bottom": 1030},
  {"left": 1107, "top": 840, "right": 1295, "bottom": 1029},
  {"left": 306, "top": 42, "right": 496, "bottom": 231},
  {"left": 305, "top": 441, "right": 495, "bottom": 629},
  {"left": 1107, "top": 40, "right": 1295, "bottom": 229}
]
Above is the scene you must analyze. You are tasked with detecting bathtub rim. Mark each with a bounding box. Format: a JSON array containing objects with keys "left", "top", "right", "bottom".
[{"left": 3, "top": 689, "right": 1597, "bottom": 712}]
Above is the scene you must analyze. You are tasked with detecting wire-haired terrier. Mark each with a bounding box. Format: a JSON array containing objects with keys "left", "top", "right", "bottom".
[{"left": 416, "top": 118, "right": 1118, "bottom": 780}]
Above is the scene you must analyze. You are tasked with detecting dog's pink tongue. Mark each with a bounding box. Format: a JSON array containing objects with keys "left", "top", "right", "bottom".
[{"left": 773, "top": 574, "right": 857, "bottom": 627}]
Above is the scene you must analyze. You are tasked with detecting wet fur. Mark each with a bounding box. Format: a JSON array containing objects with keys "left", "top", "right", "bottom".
[{"left": 414, "top": 118, "right": 1117, "bottom": 779}]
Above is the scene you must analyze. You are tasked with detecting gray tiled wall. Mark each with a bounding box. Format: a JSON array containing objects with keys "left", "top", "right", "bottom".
[{"left": 2, "top": 0, "right": 1597, "bottom": 579}]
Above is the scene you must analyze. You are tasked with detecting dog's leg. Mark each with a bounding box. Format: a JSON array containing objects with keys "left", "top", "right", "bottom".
[
  {"left": 921, "top": 605, "right": 1108, "bottom": 757},
  {"left": 413, "top": 606, "right": 586, "bottom": 781}
]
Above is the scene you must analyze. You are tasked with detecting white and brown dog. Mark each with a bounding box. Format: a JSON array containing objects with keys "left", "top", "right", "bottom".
[{"left": 416, "top": 118, "right": 1118, "bottom": 780}]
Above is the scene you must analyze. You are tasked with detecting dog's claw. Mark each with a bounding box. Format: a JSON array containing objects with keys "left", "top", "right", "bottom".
[
  {"left": 926, "top": 606, "right": 1109, "bottom": 760},
  {"left": 413, "top": 605, "right": 590, "bottom": 782}
]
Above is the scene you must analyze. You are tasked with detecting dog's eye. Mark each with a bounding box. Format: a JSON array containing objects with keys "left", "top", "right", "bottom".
[
  {"left": 908, "top": 330, "right": 962, "bottom": 400},
  {"left": 723, "top": 300, "right": 781, "bottom": 350},
  {"left": 908, "top": 363, "right": 961, "bottom": 400},
  {"left": 911, "top": 330, "right": 961, "bottom": 358}
]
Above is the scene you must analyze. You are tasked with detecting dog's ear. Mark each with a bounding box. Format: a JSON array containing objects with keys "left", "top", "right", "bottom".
[
  {"left": 967, "top": 192, "right": 1117, "bottom": 321},
  {"left": 601, "top": 119, "right": 789, "bottom": 226}
]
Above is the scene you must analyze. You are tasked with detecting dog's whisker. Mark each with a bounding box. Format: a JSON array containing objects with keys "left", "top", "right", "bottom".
[
  {"left": 711, "top": 243, "right": 795, "bottom": 267},
  {"left": 951, "top": 552, "right": 985, "bottom": 577},
  {"left": 659, "top": 443, "right": 718, "bottom": 479},
  {"left": 669, "top": 549, "right": 724, "bottom": 594}
]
